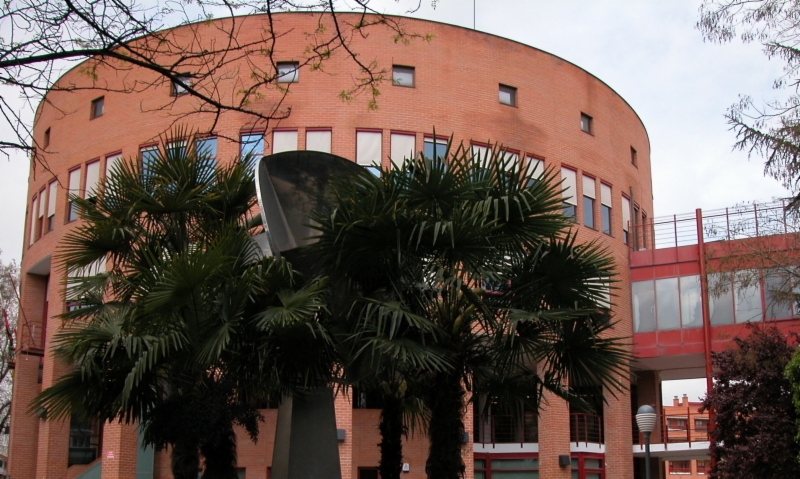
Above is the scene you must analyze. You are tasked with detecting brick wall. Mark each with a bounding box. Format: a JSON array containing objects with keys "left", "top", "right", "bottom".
[{"left": 12, "top": 12, "right": 651, "bottom": 479}]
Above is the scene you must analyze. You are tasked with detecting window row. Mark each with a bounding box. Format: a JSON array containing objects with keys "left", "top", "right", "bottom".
[
  {"left": 632, "top": 269, "right": 798, "bottom": 334},
  {"left": 28, "top": 152, "right": 123, "bottom": 246},
  {"left": 473, "top": 454, "right": 604, "bottom": 479},
  {"left": 30, "top": 127, "right": 639, "bottom": 247},
  {"left": 560, "top": 167, "right": 642, "bottom": 243}
]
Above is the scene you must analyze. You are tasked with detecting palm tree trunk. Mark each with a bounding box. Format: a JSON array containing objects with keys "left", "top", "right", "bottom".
[
  {"left": 426, "top": 372, "right": 466, "bottom": 479},
  {"left": 171, "top": 438, "right": 200, "bottom": 479},
  {"left": 200, "top": 421, "right": 239, "bottom": 479},
  {"left": 379, "top": 394, "right": 406, "bottom": 479}
]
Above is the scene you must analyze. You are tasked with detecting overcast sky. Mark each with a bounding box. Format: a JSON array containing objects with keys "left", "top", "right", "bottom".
[{"left": 0, "top": 0, "right": 788, "bottom": 398}]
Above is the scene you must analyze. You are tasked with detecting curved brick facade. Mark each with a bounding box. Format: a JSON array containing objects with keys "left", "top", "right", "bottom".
[{"left": 11, "top": 12, "right": 652, "bottom": 479}]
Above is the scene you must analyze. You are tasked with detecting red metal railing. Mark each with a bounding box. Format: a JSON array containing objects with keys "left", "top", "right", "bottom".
[
  {"left": 473, "top": 413, "right": 538, "bottom": 444},
  {"left": 569, "top": 413, "right": 603, "bottom": 444},
  {"left": 630, "top": 199, "right": 796, "bottom": 251}
]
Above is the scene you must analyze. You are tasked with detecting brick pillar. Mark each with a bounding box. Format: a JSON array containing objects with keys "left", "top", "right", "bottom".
[
  {"left": 7, "top": 351, "right": 41, "bottom": 479},
  {"left": 537, "top": 390, "right": 571, "bottom": 479},
  {"left": 36, "top": 276, "right": 73, "bottom": 479},
  {"left": 335, "top": 392, "right": 353, "bottom": 479},
  {"left": 100, "top": 422, "right": 140, "bottom": 479},
  {"left": 603, "top": 383, "right": 633, "bottom": 478}
]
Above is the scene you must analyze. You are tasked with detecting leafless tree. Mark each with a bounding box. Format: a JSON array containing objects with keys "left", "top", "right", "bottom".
[
  {"left": 698, "top": 1, "right": 800, "bottom": 209},
  {"left": 702, "top": 199, "right": 800, "bottom": 315},
  {"left": 0, "top": 251, "right": 19, "bottom": 451},
  {"left": 0, "top": 0, "right": 433, "bottom": 163}
]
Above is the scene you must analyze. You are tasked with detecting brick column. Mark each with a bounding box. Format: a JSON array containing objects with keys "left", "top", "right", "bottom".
[
  {"left": 335, "top": 392, "right": 353, "bottom": 479},
  {"left": 36, "top": 277, "right": 73, "bottom": 479},
  {"left": 603, "top": 383, "right": 633, "bottom": 478},
  {"left": 537, "top": 390, "right": 571, "bottom": 479},
  {"left": 7, "top": 351, "right": 41, "bottom": 479},
  {"left": 100, "top": 421, "right": 140, "bottom": 479}
]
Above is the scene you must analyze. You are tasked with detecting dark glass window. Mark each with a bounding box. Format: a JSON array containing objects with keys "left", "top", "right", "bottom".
[
  {"left": 583, "top": 196, "right": 595, "bottom": 229},
  {"left": 601, "top": 205, "right": 611, "bottom": 235},
  {"left": 91, "top": 97, "right": 104, "bottom": 119},
  {"left": 580, "top": 113, "right": 592, "bottom": 134},
  {"left": 68, "top": 415, "right": 100, "bottom": 466}
]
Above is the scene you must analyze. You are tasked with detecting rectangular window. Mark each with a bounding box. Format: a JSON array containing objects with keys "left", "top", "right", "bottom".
[
  {"left": 37, "top": 187, "right": 46, "bottom": 239},
  {"left": 47, "top": 181, "right": 57, "bottom": 232},
  {"left": 390, "top": 133, "right": 415, "bottom": 169},
  {"left": 196, "top": 137, "right": 217, "bottom": 171},
  {"left": 91, "top": 97, "right": 104, "bottom": 119},
  {"left": 499, "top": 84, "right": 517, "bottom": 106},
  {"left": 306, "top": 129, "right": 332, "bottom": 153},
  {"left": 734, "top": 271, "right": 762, "bottom": 323},
  {"left": 43, "top": 127, "right": 50, "bottom": 149},
  {"left": 392, "top": 65, "right": 415, "bottom": 87},
  {"left": 272, "top": 130, "right": 298, "bottom": 154},
  {"left": 68, "top": 415, "right": 101, "bottom": 466},
  {"left": 105, "top": 153, "right": 122, "bottom": 180},
  {"left": 277, "top": 62, "right": 299, "bottom": 83},
  {"left": 631, "top": 146, "right": 638, "bottom": 166},
  {"left": 356, "top": 130, "right": 382, "bottom": 176},
  {"left": 765, "top": 269, "right": 792, "bottom": 319},
  {"left": 582, "top": 175, "right": 596, "bottom": 229},
  {"left": 600, "top": 184, "right": 611, "bottom": 235},
  {"left": 85, "top": 160, "right": 100, "bottom": 200},
  {"left": 580, "top": 112, "right": 592, "bottom": 134},
  {"left": 500, "top": 149, "right": 520, "bottom": 171},
  {"left": 632, "top": 280, "right": 656, "bottom": 333},
  {"left": 172, "top": 74, "right": 192, "bottom": 96},
  {"left": 525, "top": 156, "right": 543, "bottom": 187},
  {"left": 140, "top": 146, "right": 159, "bottom": 178},
  {"left": 622, "top": 195, "right": 631, "bottom": 244},
  {"left": 709, "top": 272, "right": 735, "bottom": 326},
  {"left": 166, "top": 140, "right": 187, "bottom": 159},
  {"left": 29, "top": 195, "right": 38, "bottom": 245},
  {"left": 561, "top": 167, "right": 577, "bottom": 221},
  {"left": 696, "top": 460, "right": 710, "bottom": 475},
  {"left": 425, "top": 137, "right": 449, "bottom": 161},
  {"left": 240, "top": 133, "right": 264, "bottom": 160},
  {"left": 68, "top": 168, "right": 81, "bottom": 222}
]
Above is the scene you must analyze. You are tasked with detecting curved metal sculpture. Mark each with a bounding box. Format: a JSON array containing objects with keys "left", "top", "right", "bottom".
[{"left": 255, "top": 150, "right": 364, "bottom": 479}]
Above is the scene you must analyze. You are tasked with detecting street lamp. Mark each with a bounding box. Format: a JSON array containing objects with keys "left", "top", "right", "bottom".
[{"left": 636, "top": 405, "right": 657, "bottom": 479}]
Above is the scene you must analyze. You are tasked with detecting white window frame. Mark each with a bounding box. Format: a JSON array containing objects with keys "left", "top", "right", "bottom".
[{"left": 306, "top": 130, "right": 332, "bottom": 153}]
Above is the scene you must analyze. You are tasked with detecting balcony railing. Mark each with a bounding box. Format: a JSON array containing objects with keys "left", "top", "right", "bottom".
[
  {"left": 570, "top": 413, "right": 603, "bottom": 444},
  {"left": 632, "top": 410, "right": 710, "bottom": 446},
  {"left": 630, "top": 199, "right": 797, "bottom": 251},
  {"left": 473, "top": 413, "right": 538, "bottom": 444}
]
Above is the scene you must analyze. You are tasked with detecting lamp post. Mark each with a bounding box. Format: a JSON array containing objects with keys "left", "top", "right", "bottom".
[{"left": 636, "top": 405, "right": 657, "bottom": 479}]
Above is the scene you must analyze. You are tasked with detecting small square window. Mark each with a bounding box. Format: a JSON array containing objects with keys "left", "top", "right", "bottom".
[
  {"left": 580, "top": 113, "right": 592, "bottom": 134},
  {"left": 277, "top": 62, "right": 299, "bottom": 83},
  {"left": 392, "top": 65, "right": 415, "bottom": 87},
  {"left": 631, "top": 146, "right": 638, "bottom": 166},
  {"left": 172, "top": 75, "right": 192, "bottom": 95},
  {"left": 499, "top": 84, "right": 516, "bottom": 106},
  {"left": 91, "top": 97, "right": 104, "bottom": 119},
  {"left": 43, "top": 128, "right": 50, "bottom": 149}
]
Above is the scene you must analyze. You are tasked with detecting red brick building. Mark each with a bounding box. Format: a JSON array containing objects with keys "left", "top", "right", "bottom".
[{"left": 9, "top": 12, "right": 655, "bottom": 479}]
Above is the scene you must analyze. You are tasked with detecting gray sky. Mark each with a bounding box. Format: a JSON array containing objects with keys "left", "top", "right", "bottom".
[
  {"left": 0, "top": 1, "right": 789, "bottom": 266},
  {"left": 0, "top": 0, "right": 763, "bottom": 401}
]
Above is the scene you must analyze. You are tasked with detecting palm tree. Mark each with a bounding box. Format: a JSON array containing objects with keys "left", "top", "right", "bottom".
[
  {"left": 32, "top": 131, "right": 333, "bottom": 479},
  {"left": 306, "top": 140, "right": 630, "bottom": 479}
]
